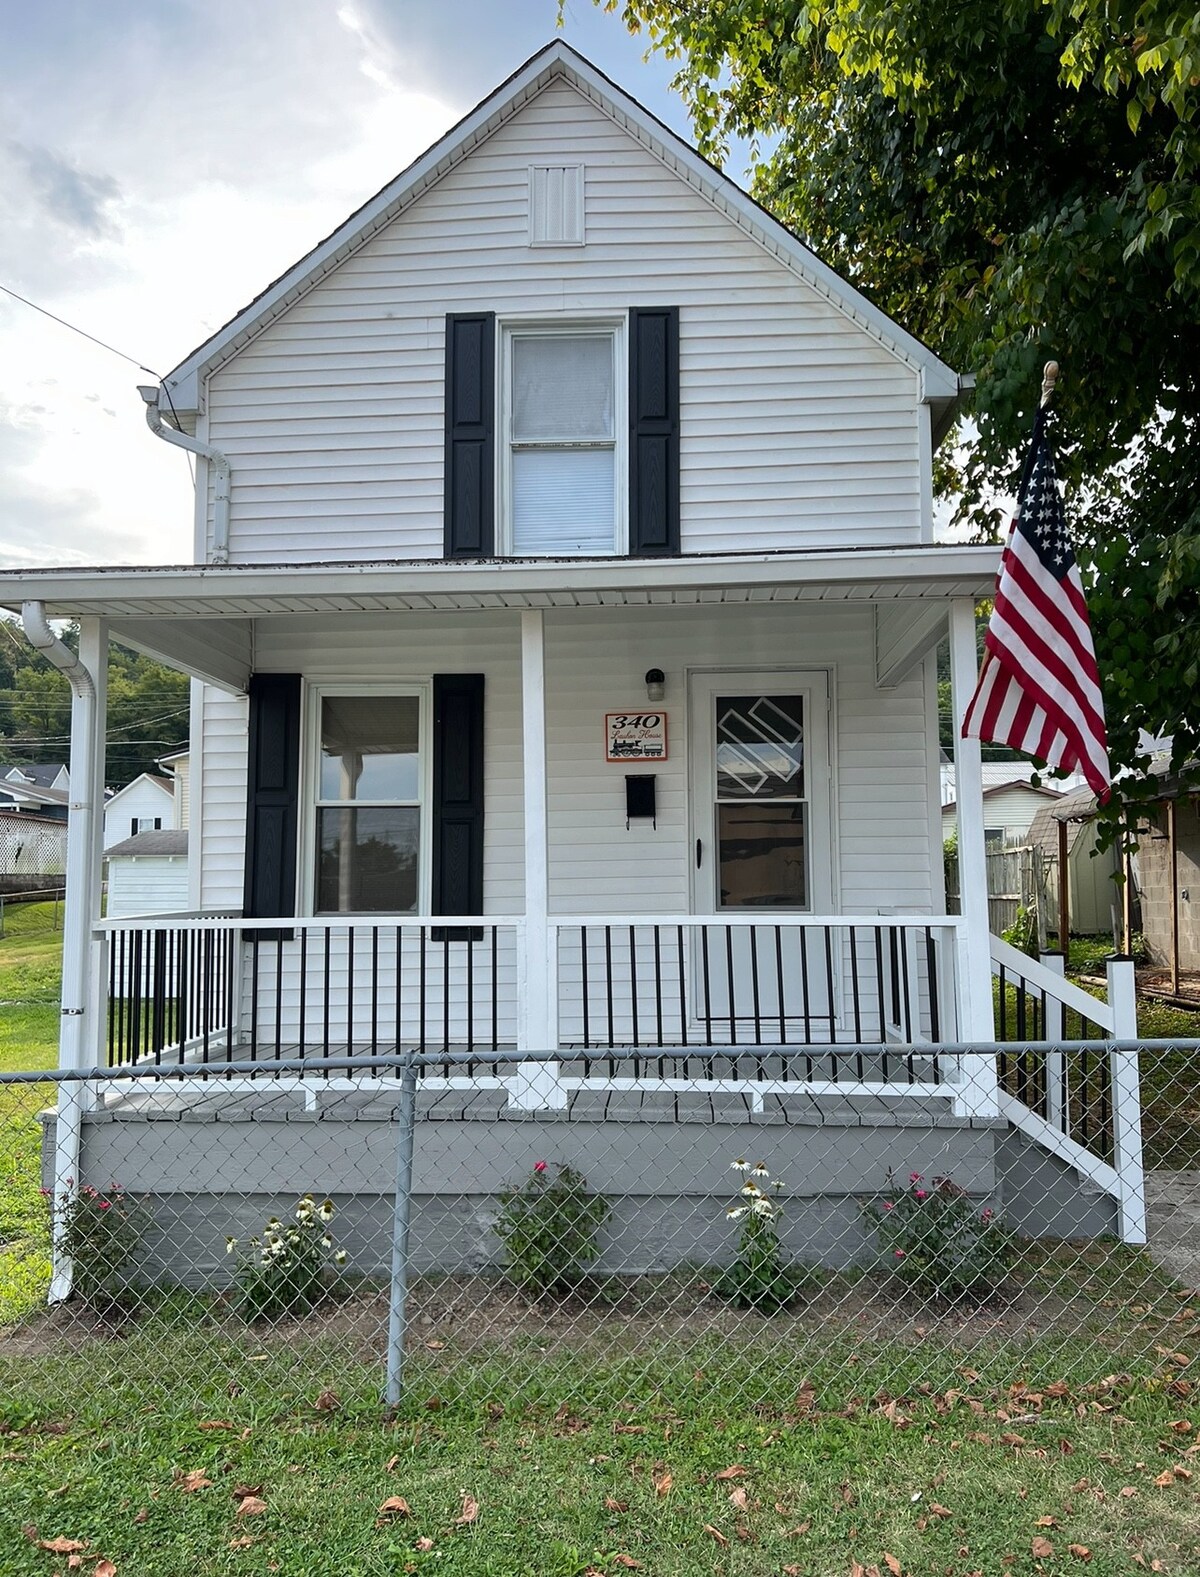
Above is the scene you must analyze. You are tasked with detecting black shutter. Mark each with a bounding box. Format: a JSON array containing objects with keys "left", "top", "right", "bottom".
[
  {"left": 432, "top": 674, "right": 485, "bottom": 941},
  {"left": 242, "top": 673, "right": 301, "bottom": 927},
  {"left": 629, "top": 306, "right": 680, "bottom": 556},
  {"left": 444, "top": 313, "right": 495, "bottom": 557}
]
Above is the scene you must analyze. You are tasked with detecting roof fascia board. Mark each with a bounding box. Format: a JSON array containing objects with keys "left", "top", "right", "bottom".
[
  {"left": 164, "top": 40, "right": 959, "bottom": 408},
  {"left": 0, "top": 545, "right": 1002, "bottom": 613}
]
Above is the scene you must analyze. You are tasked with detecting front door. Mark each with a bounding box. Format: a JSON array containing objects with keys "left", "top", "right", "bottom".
[{"left": 689, "top": 672, "right": 833, "bottom": 1039}]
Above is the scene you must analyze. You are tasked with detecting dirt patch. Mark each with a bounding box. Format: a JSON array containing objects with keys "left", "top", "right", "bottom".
[{"left": 7, "top": 1253, "right": 1187, "bottom": 1367}]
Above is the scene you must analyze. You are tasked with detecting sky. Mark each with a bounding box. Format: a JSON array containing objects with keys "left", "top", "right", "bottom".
[{"left": 0, "top": 0, "right": 700, "bottom": 569}]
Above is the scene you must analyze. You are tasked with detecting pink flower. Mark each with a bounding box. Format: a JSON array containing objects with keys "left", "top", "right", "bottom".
[
  {"left": 915, "top": 1190, "right": 927, "bottom": 1201},
  {"left": 882, "top": 1201, "right": 894, "bottom": 1211},
  {"left": 98, "top": 1200, "right": 111, "bottom": 1210},
  {"left": 909, "top": 1173, "right": 923, "bottom": 1184},
  {"left": 533, "top": 1161, "right": 547, "bottom": 1174},
  {"left": 894, "top": 1249, "right": 906, "bottom": 1258},
  {"left": 981, "top": 1208, "right": 994, "bottom": 1223}
]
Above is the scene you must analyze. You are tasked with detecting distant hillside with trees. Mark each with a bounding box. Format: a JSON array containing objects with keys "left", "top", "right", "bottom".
[{"left": 0, "top": 619, "right": 188, "bottom": 788}]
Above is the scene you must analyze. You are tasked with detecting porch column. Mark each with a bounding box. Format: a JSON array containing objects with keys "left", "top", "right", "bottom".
[
  {"left": 516, "top": 609, "right": 563, "bottom": 1107},
  {"left": 948, "top": 597, "right": 998, "bottom": 1115},
  {"left": 44, "top": 614, "right": 108, "bottom": 1299}
]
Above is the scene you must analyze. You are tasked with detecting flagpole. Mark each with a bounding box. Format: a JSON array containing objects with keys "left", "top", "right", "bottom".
[{"left": 1039, "top": 360, "right": 1059, "bottom": 409}]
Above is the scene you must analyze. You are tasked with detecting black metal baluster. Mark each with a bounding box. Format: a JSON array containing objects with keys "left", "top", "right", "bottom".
[
  {"left": 653, "top": 925, "right": 664, "bottom": 1049},
  {"left": 346, "top": 926, "right": 355, "bottom": 1059},
  {"left": 466, "top": 930, "right": 476, "bottom": 1066},
  {"left": 418, "top": 927, "right": 428, "bottom": 1054},
  {"left": 581, "top": 925, "right": 591, "bottom": 1054},
  {"left": 749, "top": 927, "right": 762, "bottom": 1053},
  {"left": 629, "top": 925, "right": 640, "bottom": 1052},
  {"left": 725, "top": 926, "right": 738, "bottom": 1046},
  {"left": 604, "top": 926, "right": 615, "bottom": 1053},
  {"left": 299, "top": 928, "right": 308, "bottom": 1064},
  {"left": 925, "top": 928, "right": 941, "bottom": 1082},
  {"left": 774, "top": 926, "right": 786, "bottom": 1049},
  {"left": 676, "top": 924, "right": 688, "bottom": 1050},
  {"left": 274, "top": 936, "right": 285, "bottom": 1064},
  {"left": 701, "top": 926, "right": 713, "bottom": 1059},
  {"left": 107, "top": 934, "right": 118, "bottom": 1066},
  {"left": 874, "top": 927, "right": 887, "bottom": 1080},
  {"left": 322, "top": 928, "right": 331, "bottom": 1065},
  {"left": 371, "top": 926, "right": 380, "bottom": 1056},
  {"left": 823, "top": 927, "right": 837, "bottom": 1081},
  {"left": 442, "top": 932, "right": 451, "bottom": 1066},
  {"left": 491, "top": 926, "right": 499, "bottom": 1053},
  {"left": 849, "top": 927, "right": 863, "bottom": 1054},
  {"left": 249, "top": 934, "right": 260, "bottom": 1062}
]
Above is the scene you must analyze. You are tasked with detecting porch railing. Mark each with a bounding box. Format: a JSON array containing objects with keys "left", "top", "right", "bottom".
[{"left": 97, "top": 911, "right": 962, "bottom": 1080}]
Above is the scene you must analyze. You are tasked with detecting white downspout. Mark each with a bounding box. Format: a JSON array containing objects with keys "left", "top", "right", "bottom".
[
  {"left": 138, "top": 384, "right": 231, "bottom": 564},
  {"left": 22, "top": 603, "right": 102, "bottom": 1300}
]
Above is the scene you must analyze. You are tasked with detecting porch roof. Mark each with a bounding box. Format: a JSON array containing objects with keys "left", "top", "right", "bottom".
[{"left": 0, "top": 543, "right": 1000, "bottom": 692}]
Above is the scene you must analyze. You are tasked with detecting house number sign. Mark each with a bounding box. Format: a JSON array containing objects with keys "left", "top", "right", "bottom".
[{"left": 605, "top": 712, "right": 668, "bottom": 762}]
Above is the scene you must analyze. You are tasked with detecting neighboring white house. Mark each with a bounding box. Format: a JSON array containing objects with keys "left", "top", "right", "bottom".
[
  {"left": 0, "top": 763, "right": 70, "bottom": 820},
  {"left": 104, "top": 829, "right": 189, "bottom": 919},
  {"left": 0, "top": 42, "right": 1145, "bottom": 1268},
  {"left": 103, "top": 772, "right": 175, "bottom": 851},
  {"left": 157, "top": 747, "right": 190, "bottom": 831},
  {"left": 942, "top": 780, "right": 1063, "bottom": 849}
]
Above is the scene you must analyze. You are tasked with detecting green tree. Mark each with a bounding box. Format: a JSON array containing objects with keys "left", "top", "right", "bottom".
[
  {"left": 586, "top": 1, "right": 1200, "bottom": 816},
  {"left": 0, "top": 619, "right": 189, "bottom": 788}
]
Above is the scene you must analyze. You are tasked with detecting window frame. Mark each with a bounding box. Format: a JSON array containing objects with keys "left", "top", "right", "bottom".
[
  {"left": 496, "top": 313, "right": 628, "bottom": 558},
  {"left": 300, "top": 680, "right": 433, "bottom": 917}
]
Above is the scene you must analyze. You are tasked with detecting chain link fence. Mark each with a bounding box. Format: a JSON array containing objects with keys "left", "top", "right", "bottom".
[{"left": 2, "top": 1044, "right": 1199, "bottom": 1426}]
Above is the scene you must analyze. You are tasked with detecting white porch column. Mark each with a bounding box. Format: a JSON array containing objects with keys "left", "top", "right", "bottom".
[
  {"left": 515, "top": 609, "right": 563, "bottom": 1108},
  {"left": 948, "top": 597, "right": 998, "bottom": 1115},
  {"left": 47, "top": 614, "right": 108, "bottom": 1299},
  {"left": 1107, "top": 955, "right": 1146, "bottom": 1244}
]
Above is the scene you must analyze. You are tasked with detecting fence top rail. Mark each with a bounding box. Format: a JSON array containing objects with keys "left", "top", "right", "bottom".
[
  {"left": 94, "top": 911, "right": 964, "bottom": 936},
  {"left": 95, "top": 912, "right": 523, "bottom": 935},
  {"left": 7, "top": 1038, "right": 1200, "bottom": 1085}
]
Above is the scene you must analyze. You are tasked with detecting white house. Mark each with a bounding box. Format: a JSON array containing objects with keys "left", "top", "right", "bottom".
[
  {"left": 0, "top": 43, "right": 1144, "bottom": 1285},
  {"left": 102, "top": 772, "right": 175, "bottom": 851},
  {"left": 942, "top": 780, "right": 1063, "bottom": 849}
]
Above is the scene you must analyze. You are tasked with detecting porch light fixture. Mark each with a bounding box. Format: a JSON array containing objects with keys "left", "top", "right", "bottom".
[{"left": 644, "top": 668, "right": 666, "bottom": 703}]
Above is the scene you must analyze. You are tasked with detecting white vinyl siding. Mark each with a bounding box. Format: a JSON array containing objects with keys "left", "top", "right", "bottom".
[
  {"left": 204, "top": 80, "right": 923, "bottom": 565},
  {"left": 106, "top": 857, "right": 190, "bottom": 919},
  {"left": 197, "top": 603, "right": 935, "bottom": 923}
]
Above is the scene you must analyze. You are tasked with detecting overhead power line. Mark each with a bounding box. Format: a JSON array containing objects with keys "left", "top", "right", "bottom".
[{"left": 0, "top": 281, "right": 161, "bottom": 377}]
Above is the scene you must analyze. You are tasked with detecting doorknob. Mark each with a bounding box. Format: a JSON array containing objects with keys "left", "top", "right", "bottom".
[{"left": 696, "top": 838, "right": 703, "bottom": 869}]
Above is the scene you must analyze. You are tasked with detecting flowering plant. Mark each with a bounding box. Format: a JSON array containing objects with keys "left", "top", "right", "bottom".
[
  {"left": 228, "top": 1195, "right": 347, "bottom": 1322},
  {"left": 495, "top": 1162, "right": 609, "bottom": 1298},
  {"left": 865, "top": 1173, "right": 1012, "bottom": 1301},
  {"left": 714, "top": 1159, "right": 807, "bottom": 1312},
  {"left": 45, "top": 1181, "right": 143, "bottom": 1311}
]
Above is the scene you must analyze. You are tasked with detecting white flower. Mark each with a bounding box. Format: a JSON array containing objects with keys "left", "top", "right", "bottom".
[
  {"left": 225, "top": 1237, "right": 237, "bottom": 1255},
  {"left": 771, "top": 1179, "right": 785, "bottom": 1192},
  {"left": 740, "top": 1182, "right": 760, "bottom": 1198},
  {"left": 318, "top": 1200, "right": 334, "bottom": 1223},
  {"left": 731, "top": 1158, "right": 750, "bottom": 1172},
  {"left": 295, "top": 1203, "right": 313, "bottom": 1221},
  {"left": 267, "top": 1216, "right": 280, "bottom": 1229},
  {"left": 334, "top": 1249, "right": 348, "bottom": 1265},
  {"left": 751, "top": 1163, "right": 770, "bottom": 1179},
  {"left": 726, "top": 1206, "right": 748, "bottom": 1220},
  {"left": 752, "top": 1197, "right": 776, "bottom": 1218},
  {"left": 321, "top": 1235, "right": 333, "bottom": 1250}
]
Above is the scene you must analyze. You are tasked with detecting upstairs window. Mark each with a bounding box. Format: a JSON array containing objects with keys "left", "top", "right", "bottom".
[{"left": 503, "top": 323, "right": 624, "bottom": 556}]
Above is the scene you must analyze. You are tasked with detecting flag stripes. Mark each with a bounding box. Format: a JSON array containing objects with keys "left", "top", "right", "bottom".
[{"left": 962, "top": 408, "right": 1110, "bottom": 800}]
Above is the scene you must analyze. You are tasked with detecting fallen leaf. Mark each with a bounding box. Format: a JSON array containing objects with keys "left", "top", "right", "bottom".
[
  {"left": 39, "top": 1539, "right": 87, "bottom": 1555},
  {"left": 230, "top": 1484, "right": 263, "bottom": 1503},
  {"left": 454, "top": 1493, "right": 480, "bottom": 1527},
  {"left": 68, "top": 1557, "right": 83, "bottom": 1571},
  {"left": 785, "top": 1520, "right": 812, "bottom": 1536},
  {"left": 613, "top": 1557, "right": 643, "bottom": 1569},
  {"left": 425, "top": 1338, "right": 445, "bottom": 1351},
  {"left": 654, "top": 1470, "right": 673, "bottom": 1499},
  {"left": 1154, "top": 1470, "right": 1174, "bottom": 1487},
  {"left": 1068, "top": 1546, "right": 1092, "bottom": 1562},
  {"left": 93, "top": 1563, "right": 117, "bottom": 1577},
  {"left": 197, "top": 1420, "right": 233, "bottom": 1431},
  {"left": 841, "top": 1481, "right": 857, "bottom": 1507},
  {"left": 385, "top": 1455, "right": 400, "bottom": 1472},
  {"left": 415, "top": 1536, "right": 435, "bottom": 1551},
  {"left": 604, "top": 1497, "right": 629, "bottom": 1513},
  {"left": 703, "top": 1525, "right": 729, "bottom": 1546},
  {"left": 728, "top": 1485, "right": 749, "bottom": 1511},
  {"left": 174, "top": 1471, "right": 213, "bottom": 1493},
  {"left": 132, "top": 1511, "right": 147, "bottom": 1526},
  {"left": 377, "top": 1497, "right": 412, "bottom": 1520},
  {"left": 227, "top": 1536, "right": 256, "bottom": 1550},
  {"left": 1035, "top": 1516, "right": 1058, "bottom": 1527},
  {"left": 885, "top": 1556, "right": 903, "bottom": 1576},
  {"left": 1119, "top": 1486, "right": 1138, "bottom": 1499},
  {"left": 714, "top": 1465, "right": 748, "bottom": 1481},
  {"left": 929, "top": 1503, "right": 952, "bottom": 1519},
  {"left": 1173, "top": 1466, "right": 1193, "bottom": 1481},
  {"left": 313, "top": 1389, "right": 340, "bottom": 1412},
  {"left": 236, "top": 1497, "right": 267, "bottom": 1518},
  {"left": 1031, "top": 1536, "right": 1055, "bottom": 1557}
]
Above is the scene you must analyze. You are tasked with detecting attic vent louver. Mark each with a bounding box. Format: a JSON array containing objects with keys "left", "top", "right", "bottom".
[{"left": 529, "top": 164, "right": 584, "bottom": 246}]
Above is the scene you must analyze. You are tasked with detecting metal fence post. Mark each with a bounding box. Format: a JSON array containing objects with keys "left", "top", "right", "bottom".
[
  {"left": 1106, "top": 956, "right": 1146, "bottom": 1246},
  {"left": 385, "top": 1050, "right": 419, "bottom": 1410}
]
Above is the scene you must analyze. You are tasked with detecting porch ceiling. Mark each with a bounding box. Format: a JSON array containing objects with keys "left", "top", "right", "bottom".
[{"left": 0, "top": 545, "right": 999, "bottom": 691}]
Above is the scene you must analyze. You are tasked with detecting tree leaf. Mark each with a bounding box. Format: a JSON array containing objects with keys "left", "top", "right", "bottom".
[
  {"left": 703, "top": 1525, "right": 729, "bottom": 1546},
  {"left": 654, "top": 1470, "right": 673, "bottom": 1498},
  {"left": 454, "top": 1493, "right": 480, "bottom": 1526},
  {"left": 173, "top": 1471, "right": 213, "bottom": 1493},
  {"left": 39, "top": 1539, "right": 87, "bottom": 1555},
  {"left": 236, "top": 1497, "right": 267, "bottom": 1518},
  {"left": 1031, "top": 1536, "right": 1055, "bottom": 1557},
  {"left": 714, "top": 1464, "right": 748, "bottom": 1480},
  {"left": 377, "top": 1497, "right": 412, "bottom": 1520}
]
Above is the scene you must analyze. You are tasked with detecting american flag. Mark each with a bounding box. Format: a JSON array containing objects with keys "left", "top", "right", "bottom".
[{"left": 962, "top": 408, "right": 1111, "bottom": 800}]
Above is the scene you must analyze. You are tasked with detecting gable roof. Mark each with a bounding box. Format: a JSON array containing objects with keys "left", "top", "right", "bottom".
[
  {"left": 103, "top": 771, "right": 175, "bottom": 810},
  {"left": 942, "top": 780, "right": 1062, "bottom": 816},
  {"left": 5, "top": 762, "right": 68, "bottom": 787},
  {"left": 105, "top": 829, "right": 188, "bottom": 858},
  {"left": 162, "top": 40, "right": 962, "bottom": 427}
]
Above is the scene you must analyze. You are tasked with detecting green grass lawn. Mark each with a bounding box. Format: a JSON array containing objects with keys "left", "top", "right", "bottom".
[
  {"left": 2, "top": 1326, "right": 1199, "bottom": 1576},
  {"left": 0, "top": 901, "right": 62, "bottom": 1324}
]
